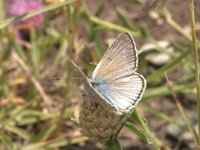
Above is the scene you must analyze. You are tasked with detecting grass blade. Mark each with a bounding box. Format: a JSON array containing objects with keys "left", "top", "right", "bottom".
[
  {"left": 0, "top": 0, "right": 75, "bottom": 29},
  {"left": 125, "top": 122, "right": 149, "bottom": 142},
  {"left": 134, "top": 109, "right": 161, "bottom": 150},
  {"left": 143, "top": 84, "right": 195, "bottom": 100},
  {"left": 188, "top": 0, "right": 200, "bottom": 143},
  {"left": 165, "top": 73, "right": 200, "bottom": 146},
  {"left": 146, "top": 50, "right": 190, "bottom": 82},
  {"left": 105, "top": 137, "right": 122, "bottom": 150},
  {"left": 86, "top": 15, "right": 141, "bottom": 37},
  {"left": 4, "top": 125, "right": 32, "bottom": 141}
]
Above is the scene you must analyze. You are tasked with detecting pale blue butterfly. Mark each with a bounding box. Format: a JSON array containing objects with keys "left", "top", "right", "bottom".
[{"left": 71, "top": 32, "right": 146, "bottom": 114}]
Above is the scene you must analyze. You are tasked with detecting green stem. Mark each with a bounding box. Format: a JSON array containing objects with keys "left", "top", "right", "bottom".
[
  {"left": 135, "top": 109, "right": 161, "bottom": 150},
  {"left": 105, "top": 137, "right": 122, "bottom": 150},
  {"left": 163, "top": 11, "right": 191, "bottom": 41},
  {"left": 115, "top": 108, "right": 161, "bottom": 150},
  {"left": 0, "top": 0, "right": 4, "bottom": 21},
  {"left": 87, "top": 15, "right": 141, "bottom": 37},
  {"left": 67, "top": 2, "right": 77, "bottom": 58},
  {"left": 188, "top": 0, "right": 200, "bottom": 145}
]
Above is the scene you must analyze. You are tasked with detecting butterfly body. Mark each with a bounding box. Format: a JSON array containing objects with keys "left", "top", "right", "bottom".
[{"left": 71, "top": 32, "right": 146, "bottom": 114}]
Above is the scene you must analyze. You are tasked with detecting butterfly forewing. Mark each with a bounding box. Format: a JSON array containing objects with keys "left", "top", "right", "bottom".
[{"left": 92, "top": 32, "right": 138, "bottom": 82}]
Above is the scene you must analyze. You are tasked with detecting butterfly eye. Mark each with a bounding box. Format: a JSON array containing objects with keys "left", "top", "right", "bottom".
[{"left": 90, "top": 81, "right": 99, "bottom": 89}]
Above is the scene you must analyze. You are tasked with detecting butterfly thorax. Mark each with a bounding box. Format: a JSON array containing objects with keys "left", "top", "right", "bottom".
[
  {"left": 88, "top": 78, "right": 110, "bottom": 98},
  {"left": 85, "top": 78, "right": 121, "bottom": 113}
]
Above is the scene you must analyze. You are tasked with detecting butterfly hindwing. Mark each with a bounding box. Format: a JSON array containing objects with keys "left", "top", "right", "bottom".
[{"left": 94, "top": 73, "right": 146, "bottom": 112}]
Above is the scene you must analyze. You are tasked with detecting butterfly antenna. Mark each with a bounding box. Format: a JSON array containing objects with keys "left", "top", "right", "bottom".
[
  {"left": 72, "top": 76, "right": 84, "bottom": 83},
  {"left": 53, "top": 77, "right": 60, "bottom": 81}
]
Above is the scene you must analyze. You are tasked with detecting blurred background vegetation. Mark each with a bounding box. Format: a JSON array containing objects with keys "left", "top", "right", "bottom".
[{"left": 0, "top": 0, "right": 200, "bottom": 149}]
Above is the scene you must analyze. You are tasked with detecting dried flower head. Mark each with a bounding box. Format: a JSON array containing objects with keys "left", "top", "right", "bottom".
[{"left": 79, "top": 95, "right": 122, "bottom": 139}]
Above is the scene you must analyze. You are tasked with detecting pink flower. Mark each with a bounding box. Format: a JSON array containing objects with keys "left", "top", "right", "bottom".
[{"left": 5, "top": 0, "right": 45, "bottom": 39}]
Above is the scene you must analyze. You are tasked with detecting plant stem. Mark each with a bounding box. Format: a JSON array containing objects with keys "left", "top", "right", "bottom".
[
  {"left": 67, "top": 3, "right": 75, "bottom": 58},
  {"left": 165, "top": 74, "right": 200, "bottom": 145},
  {"left": 87, "top": 15, "right": 141, "bottom": 37},
  {"left": 0, "top": 0, "right": 4, "bottom": 21},
  {"left": 105, "top": 137, "right": 122, "bottom": 150},
  {"left": 188, "top": 0, "right": 200, "bottom": 143},
  {"left": 135, "top": 109, "right": 161, "bottom": 150},
  {"left": 13, "top": 51, "right": 52, "bottom": 111},
  {"left": 163, "top": 11, "right": 191, "bottom": 41}
]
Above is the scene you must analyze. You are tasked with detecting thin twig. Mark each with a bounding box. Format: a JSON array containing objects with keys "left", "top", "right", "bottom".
[
  {"left": 165, "top": 73, "right": 200, "bottom": 146},
  {"left": 13, "top": 50, "right": 52, "bottom": 111}
]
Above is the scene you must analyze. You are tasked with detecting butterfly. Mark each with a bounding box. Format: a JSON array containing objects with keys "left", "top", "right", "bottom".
[{"left": 71, "top": 32, "right": 146, "bottom": 114}]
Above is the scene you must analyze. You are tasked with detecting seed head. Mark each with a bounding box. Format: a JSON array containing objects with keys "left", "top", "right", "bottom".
[{"left": 79, "top": 95, "right": 122, "bottom": 139}]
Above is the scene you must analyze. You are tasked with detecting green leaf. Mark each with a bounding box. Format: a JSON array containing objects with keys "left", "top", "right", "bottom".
[
  {"left": 20, "top": 136, "right": 88, "bottom": 150},
  {"left": 4, "top": 125, "right": 33, "bottom": 141},
  {"left": 0, "top": 130, "right": 13, "bottom": 147},
  {"left": 48, "top": 136, "right": 88, "bottom": 148},
  {"left": 125, "top": 122, "right": 148, "bottom": 142},
  {"left": 134, "top": 109, "right": 161, "bottom": 149},
  {"left": 31, "top": 123, "right": 57, "bottom": 142}
]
